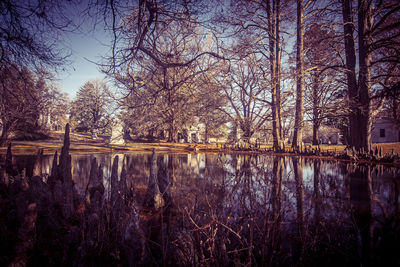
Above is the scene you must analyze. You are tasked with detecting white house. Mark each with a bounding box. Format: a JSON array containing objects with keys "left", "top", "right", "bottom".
[
  {"left": 178, "top": 124, "right": 203, "bottom": 143},
  {"left": 372, "top": 118, "right": 400, "bottom": 143}
]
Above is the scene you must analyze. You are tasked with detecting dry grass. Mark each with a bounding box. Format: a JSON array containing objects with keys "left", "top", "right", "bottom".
[
  {"left": 0, "top": 132, "right": 222, "bottom": 155},
  {"left": 309, "top": 143, "right": 400, "bottom": 154},
  {"left": 1, "top": 131, "right": 399, "bottom": 155}
]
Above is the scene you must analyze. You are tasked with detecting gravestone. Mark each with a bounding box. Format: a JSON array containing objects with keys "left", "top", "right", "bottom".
[{"left": 110, "top": 121, "right": 125, "bottom": 144}]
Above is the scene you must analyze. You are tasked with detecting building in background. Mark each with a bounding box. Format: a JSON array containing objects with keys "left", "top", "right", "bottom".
[{"left": 372, "top": 117, "right": 400, "bottom": 143}]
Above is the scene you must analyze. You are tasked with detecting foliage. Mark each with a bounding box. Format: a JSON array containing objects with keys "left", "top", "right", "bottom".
[
  {"left": 0, "top": 65, "right": 44, "bottom": 144},
  {"left": 70, "top": 80, "right": 114, "bottom": 138},
  {"left": 0, "top": 0, "right": 79, "bottom": 144},
  {"left": 36, "top": 72, "right": 70, "bottom": 131}
]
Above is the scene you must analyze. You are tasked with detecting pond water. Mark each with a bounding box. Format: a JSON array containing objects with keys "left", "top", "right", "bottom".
[{"left": 2, "top": 152, "right": 400, "bottom": 266}]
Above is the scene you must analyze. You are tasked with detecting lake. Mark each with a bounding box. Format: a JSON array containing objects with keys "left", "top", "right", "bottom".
[{"left": 1, "top": 152, "right": 400, "bottom": 266}]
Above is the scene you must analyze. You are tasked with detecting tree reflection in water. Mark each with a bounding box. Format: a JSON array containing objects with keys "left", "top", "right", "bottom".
[
  {"left": 349, "top": 164, "right": 372, "bottom": 266},
  {"left": 1, "top": 152, "right": 400, "bottom": 266}
]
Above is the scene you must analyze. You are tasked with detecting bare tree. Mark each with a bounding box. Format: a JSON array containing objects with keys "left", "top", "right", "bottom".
[
  {"left": 36, "top": 72, "right": 70, "bottom": 131},
  {"left": 0, "top": 0, "right": 79, "bottom": 145},
  {"left": 341, "top": 0, "right": 400, "bottom": 150},
  {"left": 219, "top": 55, "right": 270, "bottom": 143},
  {"left": 0, "top": 0, "right": 77, "bottom": 70},
  {"left": 292, "top": 0, "right": 305, "bottom": 148},
  {"left": 118, "top": 18, "right": 224, "bottom": 142},
  {"left": 92, "top": 0, "right": 224, "bottom": 85},
  {"left": 303, "top": 24, "right": 346, "bottom": 145},
  {"left": 215, "top": 0, "right": 291, "bottom": 150},
  {"left": 70, "top": 80, "right": 114, "bottom": 139},
  {"left": 0, "top": 65, "right": 42, "bottom": 145},
  {"left": 86, "top": 1, "right": 227, "bottom": 142}
]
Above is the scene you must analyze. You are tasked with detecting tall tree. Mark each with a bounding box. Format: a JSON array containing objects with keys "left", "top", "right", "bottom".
[
  {"left": 303, "top": 24, "right": 346, "bottom": 145},
  {"left": 196, "top": 68, "right": 228, "bottom": 143},
  {"left": 267, "top": 0, "right": 285, "bottom": 151},
  {"left": 292, "top": 0, "right": 305, "bottom": 148},
  {"left": 341, "top": 0, "right": 400, "bottom": 150},
  {"left": 0, "top": 65, "right": 42, "bottom": 145},
  {"left": 219, "top": 55, "right": 270, "bottom": 143},
  {"left": 71, "top": 80, "right": 114, "bottom": 139},
  {"left": 117, "top": 17, "right": 223, "bottom": 142},
  {"left": 217, "top": 0, "right": 288, "bottom": 151},
  {"left": 36, "top": 72, "right": 70, "bottom": 131},
  {"left": 0, "top": 1, "right": 78, "bottom": 145},
  {"left": 94, "top": 1, "right": 226, "bottom": 142}
]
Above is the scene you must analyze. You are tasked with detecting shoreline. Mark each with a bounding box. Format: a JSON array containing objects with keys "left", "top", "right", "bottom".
[{"left": 1, "top": 139, "right": 399, "bottom": 167}]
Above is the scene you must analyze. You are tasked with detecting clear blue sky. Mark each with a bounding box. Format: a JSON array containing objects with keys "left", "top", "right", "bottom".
[{"left": 57, "top": 25, "right": 112, "bottom": 99}]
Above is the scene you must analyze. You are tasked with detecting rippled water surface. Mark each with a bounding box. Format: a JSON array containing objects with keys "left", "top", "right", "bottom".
[{"left": 4, "top": 152, "right": 400, "bottom": 266}]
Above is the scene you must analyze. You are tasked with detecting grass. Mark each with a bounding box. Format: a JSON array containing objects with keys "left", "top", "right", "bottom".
[
  {"left": 0, "top": 130, "right": 400, "bottom": 156},
  {"left": 310, "top": 143, "right": 400, "bottom": 154},
  {"left": 0, "top": 131, "right": 223, "bottom": 155}
]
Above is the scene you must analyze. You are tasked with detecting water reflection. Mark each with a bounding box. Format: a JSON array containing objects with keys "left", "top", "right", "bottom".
[
  {"left": 349, "top": 164, "right": 372, "bottom": 265},
  {"left": 3, "top": 152, "right": 400, "bottom": 265}
]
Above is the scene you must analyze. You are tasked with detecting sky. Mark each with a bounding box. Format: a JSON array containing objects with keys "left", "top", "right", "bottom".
[{"left": 56, "top": 24, "right": 112, "bottom": 99}]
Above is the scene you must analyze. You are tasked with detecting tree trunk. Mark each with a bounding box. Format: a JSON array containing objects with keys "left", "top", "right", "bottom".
[
  {"left": 357, "top": 0, "right": 373, "bottom": 151},
  {"left": 342, "top": 0, "right": 373, "bottom": 151},
  {"left": 342, "top": 0, "right": 360, "bottom": 149},
  {"left": 204, "top": 123, "right": 209, "bottom": 143},
  {"left": 275, "top": 0, "right": 283, "bottom": 141},
  {"left": 312, "top": 122, "right": 320, "bottom": 146},
  {"left": 393, "top": 97, "right": 398, "bottom": 120},
  {"left": 0, "top": 124, "right": 8, "bottom": 146},
  {"left": 91, "top": 114, "right": 99, "bottom": 139},
  {"left": 312, "top": 72, "right": 320, "bottom": 145},
  {"left": 241, "top": 120, "right": 253, "bottom": 143},
  {"left": 168, "top": 119, "right": 177, "bottom": 142},
  {"left": 292, "top": 0, "right": 304, "bottom": 149},
  {"left": 267, "top": 0, "right": 283, "bottom": 152}
]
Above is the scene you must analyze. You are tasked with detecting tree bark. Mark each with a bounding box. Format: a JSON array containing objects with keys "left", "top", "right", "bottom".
[
  {"left": 0, "top": 124, "right": 9, "bottom": 146},
  {"left": 164, "top": 67, "right": 178, "bottom": 143},
  {"left": 275, "top": 0, "right": 283, "bottom": 143},
  {"left": 312, "top": 122, "right": 320, "bottom": 146},
  {"left": 357, "top": 0, "right": 373, "bottom": 151},
  {"left": 204, "top": 123, "right": 209, "bottom": 143},
  {"left": 267, "top": 0, "right": 283, "bottom": 152},
  {"left": 241, "top": 119, "right": 253, "bottom": 143},
  {"left": 341, "top": 5, "right": 355, "bottom": 142},
  {"left": 168, "top": 119, "right": 177, "bottom": 142},
  {"left": 342, "top": 0, "right": 373, "bottom": 151},
  {"left": 292, "top": 0, "right": 304, "bottom": 149},
  {"left": 312, "top": 72, "right": 320, "bottom": 145},
  {"left": 342, "top": 0, "right": 358, "bottom": 148}
]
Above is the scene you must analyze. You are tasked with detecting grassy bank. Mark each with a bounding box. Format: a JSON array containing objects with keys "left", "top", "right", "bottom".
[
  {"left": 0, "top": 131, "right": 223, "bottom": 155},
  {"left": 1, "top": 131, "right": 400, "bottom": 156}
]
